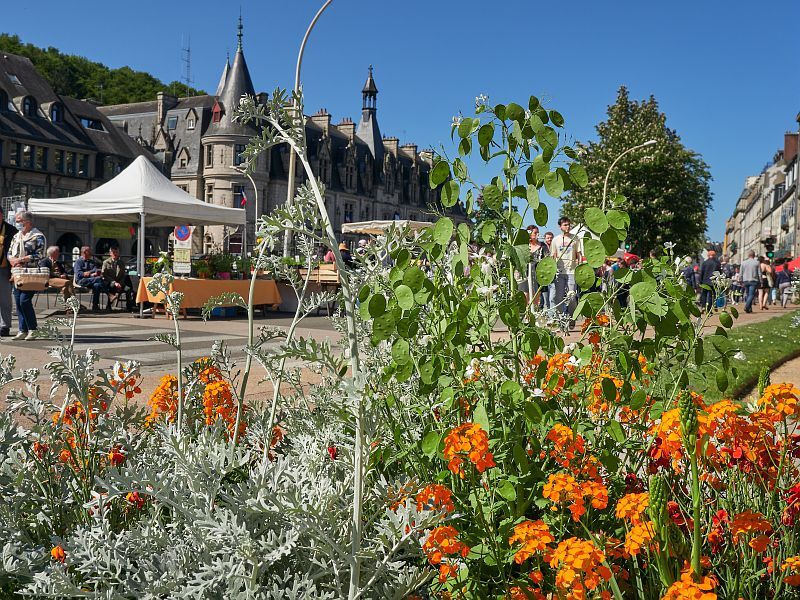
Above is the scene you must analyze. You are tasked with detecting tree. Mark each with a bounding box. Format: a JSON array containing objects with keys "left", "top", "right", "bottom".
[{"left": 561, "top": 86, "right": 712, "bottom": 255}]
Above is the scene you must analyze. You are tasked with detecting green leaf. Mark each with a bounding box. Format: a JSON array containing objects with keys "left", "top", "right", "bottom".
[
  {"left": 457, "top": 117, "right": 473, "bottom": 139},
  {"left": 440, "top": 180, "right": 459, "bottom": 208},
  {"left": 452, "top": 157, "right": 468, "bottom": 181},
  {"left": 391, "top": 338, "right": 411, "bottom": 365},
  {"left": 358, "top": 285, "right": 371, "bottom": 303},
  {"left": 630, "top": 281, "right": 657, "bottom": 302},
  {"left": 402, "top": 266, "right": 425, "bottom": 292},
  {"left": 419, "top": 358, "right": 438, "bottom": 384},
  {"left": 536, "top": 127, "right": 558, "bottom": 152},
  {"left": 630, "top": 390, "right": 648, "bottom": 410},
  {"left": 584, "top": 207, "right": 609, "bottom": 234},
  {"left": 583, "top": 238, "right": 606, "bottom": 269},
  {"left": 429, "top": 161, "right": 449, "bottom": 188},
  {"left": 529, "top": 114, "right": 544, "bottom": 134},
  {"left": 367, "top": 293, "right": 387, "bottom": 318},
  {"left": 458, "top": 137, "right": 472, "bottom": 157},
  {"left": 433, "top": 217, "right": 455, "bottom": 246},
  {"left": 715, "top": 369, "right": 729, "bottom": 392},
  {"left": 601, "top": 377, "right": 617, "bottom": 402},
  {"left": 575, "top": 263, "right": 596, "bottom": 291},
  {"left": 505, "top": 102, "right": 525, "bottom": 123},
  {"left": 719, "top": 311, "right": 733, "bottom": 328},
  {"left": 536, "top": 257, "right": 557, "bottom": 286},
  {"left": 473, "top": 402, "right": 490, "bottom": 433},
  {"left": 421, "top": 431, "right": 441, "bottom": 457},
  {"left": 533, "top": 202, "right": 548, "bottom": 226},
  {"left": 372, "top": 311, "right": 396, "bottom": 342},
  {"left": 549, "top": 110, "right": 564, "bottom": 127},
  {"left": 395, "top": 284, "right": 415, "bottom": 310},
  {"left": 524, "top": 401, "right": 543, "bottom": 425},
  {"left": 500, "top": 381, "right": 524, "bottom": 405},
  {"left": 482, "top": 184, "right": 504, "bottom": 210},
  {"left": 481, "top": 221, "right": 497, "bottom": 243},
  {"left": 526, "top": 184, "right": 540, "bottom": 209},
  {"left": 605, "top": 421, "right": 626, "bottom": 444},
  {"left": 497, "top": 480, "right": 517, "bottom": 501},
  {"left": 478, "top": 123, "right": 494, "bottom": 147},
  {"left": 528, "top": 95, "right": 541, "bottom": 111},
  {"left": 600, "top": 229, "right": 620, "bottom": 255},
  {"left": 532, "top": 154, "right": 549, "bottom": 181},
  {"left": 544, "top": 171, "right": 564, "bottom": 197},
  {"left": 569, "top": 163, "right": 588, "bottom": 188},
  {"left": 606, "top": 209, "right": 629, "bottom": 230}
]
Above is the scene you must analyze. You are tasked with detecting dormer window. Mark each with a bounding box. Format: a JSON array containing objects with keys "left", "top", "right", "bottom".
[
  {"left": 7, "top": 74, "right": 20, "bottom": 85},
  {"left": 187, "top": 117, "right": 195, "bottom": 130},
  {"left": 50, "top": 103, "right": 62, "bottom": 123},
  {"left": 22, "top": 96, "right": 37, "bottom": 117},
  {"left": 212, "top": 101, "right": 222, "bottom": 123}
]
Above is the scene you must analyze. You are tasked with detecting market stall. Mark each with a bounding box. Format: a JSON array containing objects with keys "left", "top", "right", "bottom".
[{"left": 28, "top": 156, "right": 247, "bottom": 317}]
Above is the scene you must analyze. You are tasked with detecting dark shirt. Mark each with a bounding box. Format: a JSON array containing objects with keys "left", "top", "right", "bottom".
[
  {"left": 0, "top": 221, "right": 14, "bottom": 268},
  {"left": 776, "top": 269, "right": 791, "bottom": 286},
  {"left": 340, "top": 249, "right": 354, "bottom": 267},
  {"left": 699, "top": 257, "right": 721, "bottom": 286},
  {"left": 39, "top": 257, "right": 69, "bottom": 278},
  {"left": 682, "top": 266, "right": 696, "bottom": 287},
  {"left": 74, "top": 256, "right": 101, "bottom": 280}
]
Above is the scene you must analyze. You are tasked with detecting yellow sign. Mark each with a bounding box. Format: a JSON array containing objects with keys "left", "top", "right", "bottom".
[{"left": 92, "top": 221, "right": 133, "bottom": 240}]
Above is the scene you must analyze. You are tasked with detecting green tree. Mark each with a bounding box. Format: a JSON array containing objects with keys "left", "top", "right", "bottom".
[{"left": 561, "top": 86, "right": 712, "bottom": 255}]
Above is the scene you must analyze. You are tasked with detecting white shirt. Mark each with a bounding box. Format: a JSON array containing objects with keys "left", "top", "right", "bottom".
[{"left": 551, "top": 233, "right": 582, "bottom": 274}]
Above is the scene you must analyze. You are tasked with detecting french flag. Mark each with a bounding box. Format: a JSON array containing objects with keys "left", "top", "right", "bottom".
[{"left": 240, "top": 189, "right": 248, "bottom": 208}]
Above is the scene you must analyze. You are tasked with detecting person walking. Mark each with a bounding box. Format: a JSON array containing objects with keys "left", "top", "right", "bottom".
[
  {"left": 758, "top": 257, "right": 773, "bottom": 310},
  {"left": 541, "top": 231, "right": 555, "bottom": 309},
  {"left": 777, "top": 265, "right": 792, "bottom": 308},
  {"left": 0, "top": 207, "right": 16, "bottom": 337},
  {"left": 521, "top": 225, "right": 548, "bottom": 304},
  {"left": 699, "top": 250, "right": 721, "bottom": 312},
  {"left": 551, "top": 217, "right": 582, "bottom": 318},
  {"left": 7, "top": 211, "right": 46, "bottom": 340},
  {"left": 740, "top": 250, "right": 760, "bottom": 313},
  {"left": 74, "top": 246, "right": 104, "bottom": 311}
]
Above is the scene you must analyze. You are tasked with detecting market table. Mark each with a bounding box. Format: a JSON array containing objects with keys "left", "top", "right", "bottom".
[{"left": 136, "top": 277, "right": 282, "bottom": 318}]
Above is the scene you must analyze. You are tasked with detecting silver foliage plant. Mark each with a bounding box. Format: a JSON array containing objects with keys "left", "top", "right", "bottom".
[{"left": 0, "top": 90, "right": 443, "bottom": 599}]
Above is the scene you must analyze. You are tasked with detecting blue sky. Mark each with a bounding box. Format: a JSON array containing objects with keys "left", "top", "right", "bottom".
[{"left": 5, "top": 0, "right": 800, "bottom": 241}]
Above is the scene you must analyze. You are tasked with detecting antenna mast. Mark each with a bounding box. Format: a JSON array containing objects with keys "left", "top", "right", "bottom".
[{"left": 180, "top": 36, "right": 194, "bottom": 96}]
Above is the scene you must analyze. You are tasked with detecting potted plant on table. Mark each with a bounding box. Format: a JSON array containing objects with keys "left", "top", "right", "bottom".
[
  {"left": 209, "top": 252, "right": 235, "bottom": 280},
  {"left": 194, "top": 260, "right": 212, "bottom": 279}
]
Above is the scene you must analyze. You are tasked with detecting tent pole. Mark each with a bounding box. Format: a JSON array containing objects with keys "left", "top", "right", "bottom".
[{"left": 138, "top": 212, "right": 145, "bottom": 319}]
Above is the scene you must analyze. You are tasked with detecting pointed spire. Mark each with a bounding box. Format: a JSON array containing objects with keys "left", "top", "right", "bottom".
[
  {"left": 237, "top": 11, "right": 244, "bottom": 51},
  {"left": 357, "top": 65, "right": 382, "bottom": 162},
  {"left": 215, "top": 53, "right": 230, "bottom": 97}
]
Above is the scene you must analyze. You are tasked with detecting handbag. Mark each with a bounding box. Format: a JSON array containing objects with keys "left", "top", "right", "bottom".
[{"left": 12, "top": 267, "right": 49, "bottom": 291}]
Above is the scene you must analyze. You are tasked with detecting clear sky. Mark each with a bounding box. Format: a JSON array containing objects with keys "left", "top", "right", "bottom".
[{"left": 4, "top": 0, "right": 799, "bottom": 242}]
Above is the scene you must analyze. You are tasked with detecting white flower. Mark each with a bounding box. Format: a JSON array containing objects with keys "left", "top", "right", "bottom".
[
  {"left": 476, "top": 284, "right": 498, "bottom": 298},
  {"left": 733, "top": 351, "right": 747, "bottom": 361},
  {"left": 663, "top": 241, "right": 675, "bottom": 250},
  {"left": 531, "top": 388, "right": 545, "bottom": 398},
  {"left": 420, "top": 335, "right": 432, "bottom": 346},
  {"left": 480, "top": 355, "right": 495, "bottom": 364},
  {"left": 475, "top": 94, "right": 489, "bottom": 108},
  {"left": 567, "top": 356, "right": 581, "bottom": 368},
  {"left": 464, "top": 358, "right": 480, "bottom": 379},
  {"left": 451, "top": 115, "right": 462, "bottom": 128},
  {"left": 480, "top": 261, "right": 494, "bottom": 276},
  {"left": 565, "top": 343, "right": 576, "bottom": 352}
]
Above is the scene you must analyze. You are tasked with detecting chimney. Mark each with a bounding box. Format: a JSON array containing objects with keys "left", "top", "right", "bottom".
[
  {"left": 383, "top": 136, "right": 399, "bottom": 156},
  {"left": 337, "top": 117, "right": 356, "bottom": 139},
  {"left": 785, "top": 132, "right": 799, "bottom": 164},
  {"left": 400, "top": 143, "right": 418, "bottom": 160},
  {"left": 310, "top": 108, "right": 331, "bottom": 132},
  {"left": 156, "top": 91, "right": 178, "bottom": 125},
  {"left": 419, "top": 149, "right": 435, "bottom": 165}
]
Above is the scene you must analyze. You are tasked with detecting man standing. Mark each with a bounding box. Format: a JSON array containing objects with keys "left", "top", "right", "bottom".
[
  {"left": 699, "top": 250, "right": 721, "bottom": 312},
  {"left": 74, "top": 246, "right": 104, "bottom": 311},
  {"left": 102, "top": 245, "right": 133, "bottom": 310},
  {"left": 740, "top": 250, "right": 761, "bottom": 313},
  {"left": 551, "top": 217, "right": 582, "bottom": 318},
  {"left": 0, "top": 208, "right": 15, "bottom": 336}
]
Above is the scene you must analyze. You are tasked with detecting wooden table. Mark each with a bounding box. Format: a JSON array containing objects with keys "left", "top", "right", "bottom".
[{"left": 136, "top": 277, "right": 282, "bottom": 318}]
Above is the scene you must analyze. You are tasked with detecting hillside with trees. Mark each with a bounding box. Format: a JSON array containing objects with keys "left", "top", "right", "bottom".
[{"left": 0, "top": 34, "right": 205, "bottom": 104}]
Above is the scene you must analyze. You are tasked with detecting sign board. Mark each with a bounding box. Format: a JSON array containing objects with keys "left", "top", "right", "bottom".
[
  {"left": 93, "top": 221, "right": 133, "bottom": 240},
  {"left": 173, "top": 226, "right": 194, "bottom": 275}
]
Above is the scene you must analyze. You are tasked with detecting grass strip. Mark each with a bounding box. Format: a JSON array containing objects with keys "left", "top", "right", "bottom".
[{"left": 691, "top": 309, "right": 800, "bottom": 402}]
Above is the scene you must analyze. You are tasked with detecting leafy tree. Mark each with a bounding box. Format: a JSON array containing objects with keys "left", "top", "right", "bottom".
[
  {"left": 0, "top": 34, "right": 205, "bottom": 104},
  {"left": 561, "top": 86, "right": 712, "bottom": 255}
]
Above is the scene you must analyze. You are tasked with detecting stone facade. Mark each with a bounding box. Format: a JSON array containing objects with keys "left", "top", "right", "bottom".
[
  {"left": 100, "top": 26, "right": 462, "bottom": 254},
  {"left": 0, "top": 52, "right": 147, "bottom": 255}
]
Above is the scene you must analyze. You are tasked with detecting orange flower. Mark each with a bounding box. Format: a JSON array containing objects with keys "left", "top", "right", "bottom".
[
  {"left": 107, "top": 446, "right": 125, "bottom": 467},
  {"left": 126, "top": 491, "right": 145, "bottom": 509},
  {"left": 32, "top": 441, "right": 48, "bottom": 459},
  {"left": 50, "top": 545, "right": 66, "bottom": 563},
  {"left": 730, "top": 510, "right": 772, "bottom": 543},
  {"left": 422, "top": 525, "right": 469, "bottom": 582},
  {"left": 546, "top": 424, "right": 586, "bottom": 466},
  {"left": 589, "top": 374, "right": 623, "bottom": 413},
  {"left": 547, "top": 537, "right": 611, "bottom": 599},
  {"left": 615, "top": 492, "right": 649, "bottom": 525},
  {"left": 509, "top": 520, "right": 555, "bottom": 564},
  {"left": 443, "top": 423, "right": 495, "bottom": 478},
  {"left": 662, "top": 570, "right": 717, "bottom": 599},
  {"left": 758, "top": 383, "right": 800, "bottom": 421},
  {"left": 782, "top": 555, "right": 800, "bottom": 586},
  {"left": 748, "top": 535, "right": 770, "bottom": 553},
  {"left": 623, "top": 521, "right": 656, "bottom": 556},
  {"left": 543, "top": 472, "right": 585, "bottom": 520},
  {"left": 415, "top": 484, "right": 454, "bottom": 513},
  {"left": 146, "top": 375, "right": 179, "bottom": 426},
  {"left": 508, "top": 585, "right": 547, "bottom": 600},
  {"left": 202, "top": 379, "right": 245, "bottom": 439},
  {"left": 582, "top": 480, "right": 609, "bottom": 510}
]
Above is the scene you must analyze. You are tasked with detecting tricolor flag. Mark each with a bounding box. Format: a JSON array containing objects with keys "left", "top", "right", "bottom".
[{"left": 240, "top": 189, "right": 248, "bottom": 208}]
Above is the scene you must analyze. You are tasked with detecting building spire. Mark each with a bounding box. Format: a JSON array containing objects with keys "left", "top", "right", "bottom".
[
  {"left": 357, "top": 65, "right": 382, "bottom": 162},
  {"left": 361, "top": 64, "right": 378, "bottom": 110},
  {"left": 237, "top": 11, "right": 243, "bottom": 51}
]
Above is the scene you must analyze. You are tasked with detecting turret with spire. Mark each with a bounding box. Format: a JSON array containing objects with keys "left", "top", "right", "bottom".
[
  {"left": 215, "top": 53, "right": 230, "bottom": 97},
  {"left": 356, "top": 65, "right": 382, "bottom": 164}
]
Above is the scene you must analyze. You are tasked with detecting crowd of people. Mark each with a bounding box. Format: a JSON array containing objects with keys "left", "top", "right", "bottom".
[{"left": 0, "top": 207, "right": 135, "bottom": 341}]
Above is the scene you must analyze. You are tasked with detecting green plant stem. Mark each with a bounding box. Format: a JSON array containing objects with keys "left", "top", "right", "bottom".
[{"left": 689, "top": 441, "right": 702, "bottom": 580}]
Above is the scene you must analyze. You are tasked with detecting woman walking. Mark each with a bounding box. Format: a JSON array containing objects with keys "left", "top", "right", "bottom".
[
  {"left": 758, "top": 257, "right": 774, "bottom": 310},
  {"left": 522, "top": 226, "right": 548, "bottom": 306},
  {"left": 8, "top": 211, "right": 46, "bottom": 340},
  {"left": 777, "top": 266, "right": 792, "bottom": 308}
]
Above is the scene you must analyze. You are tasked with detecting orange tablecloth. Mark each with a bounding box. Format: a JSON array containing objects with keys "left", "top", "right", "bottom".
[{"left": 136, "top": 277, "right": 282, "bottom": 309}]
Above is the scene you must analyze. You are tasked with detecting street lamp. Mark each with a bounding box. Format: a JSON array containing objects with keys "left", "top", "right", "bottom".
[
  {"left": 283, "top": 0, "right": 333, "bottom": 257},
  {"left": 602, "top": 139, "right": 657, "bottom": 211}
]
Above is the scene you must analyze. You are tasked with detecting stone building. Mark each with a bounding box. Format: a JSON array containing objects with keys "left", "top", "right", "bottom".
[
  {"left": 0, "top": 51, "right": 147, "bottom": 255},
  {"left": 100, "top": 23, "right": 461, "bottom": 254}
]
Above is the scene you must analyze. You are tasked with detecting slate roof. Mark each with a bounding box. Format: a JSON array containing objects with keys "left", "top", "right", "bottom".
[{"left": 203, "top": 48, "right": 257, "bottom": 138}]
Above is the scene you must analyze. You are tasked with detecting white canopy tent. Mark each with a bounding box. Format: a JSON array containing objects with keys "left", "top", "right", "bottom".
[
  {"left": 29, "top": 155, "right": 246, "bottom": 316},
  {"left": 341, "top": 220, "right": 433, "bottom": 235}
]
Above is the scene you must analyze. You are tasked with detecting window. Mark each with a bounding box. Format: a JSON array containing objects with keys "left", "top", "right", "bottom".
[
  {"left": 35, "top": 147, "right": 47, "bottom": 170},
  {"left": 66, "top": 151, "right": 76, "bottom": 176},
  {"left": 8, "top": 143, "right": 21, "bottom": 167},
  {"left": 205, "top": 184, "right": 214, "bottom": 203},
  {"left": 167, "top": 116, "right": 178, "bottom": 130},
  {"left": 187, "top": 117, "right": 195, "bottom": 130},
  {"left": 344, "top": 202, "right": 354, "bottom": 223},
  {"left": 50, "top": 103, "right": 62, "bottom": 123},
  {"left": 22, "top": 144, "right": 33, "bottom": 169},
  {"left": 205, "top": 145, "right": 213, "bottom": 167},
  {"left": 80, "top": 117, "right": 104, "bottom": 131},
  {"left": 234, "top": 144, "right": 246, "bottom": 166},
  {"left": 22, "top": 96, "right": 37, "bottom": 117},
  {"left": 78, "top": 154, "right": 89, "bottom": 177},
  {"left": 7, "top": 74, "right": 20, "bottom": 85},
  {"left": 234, "top": 185, "right": 245, "bottom": 208},
  {"left": 179, "top": 157, "right": 187, "bottom": 168},
  {"left": 54, "top": 149, "right": 64, "bottom": 173},
  {"left": 212, "top": 102, "right": 222, "bottom": 123}
]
